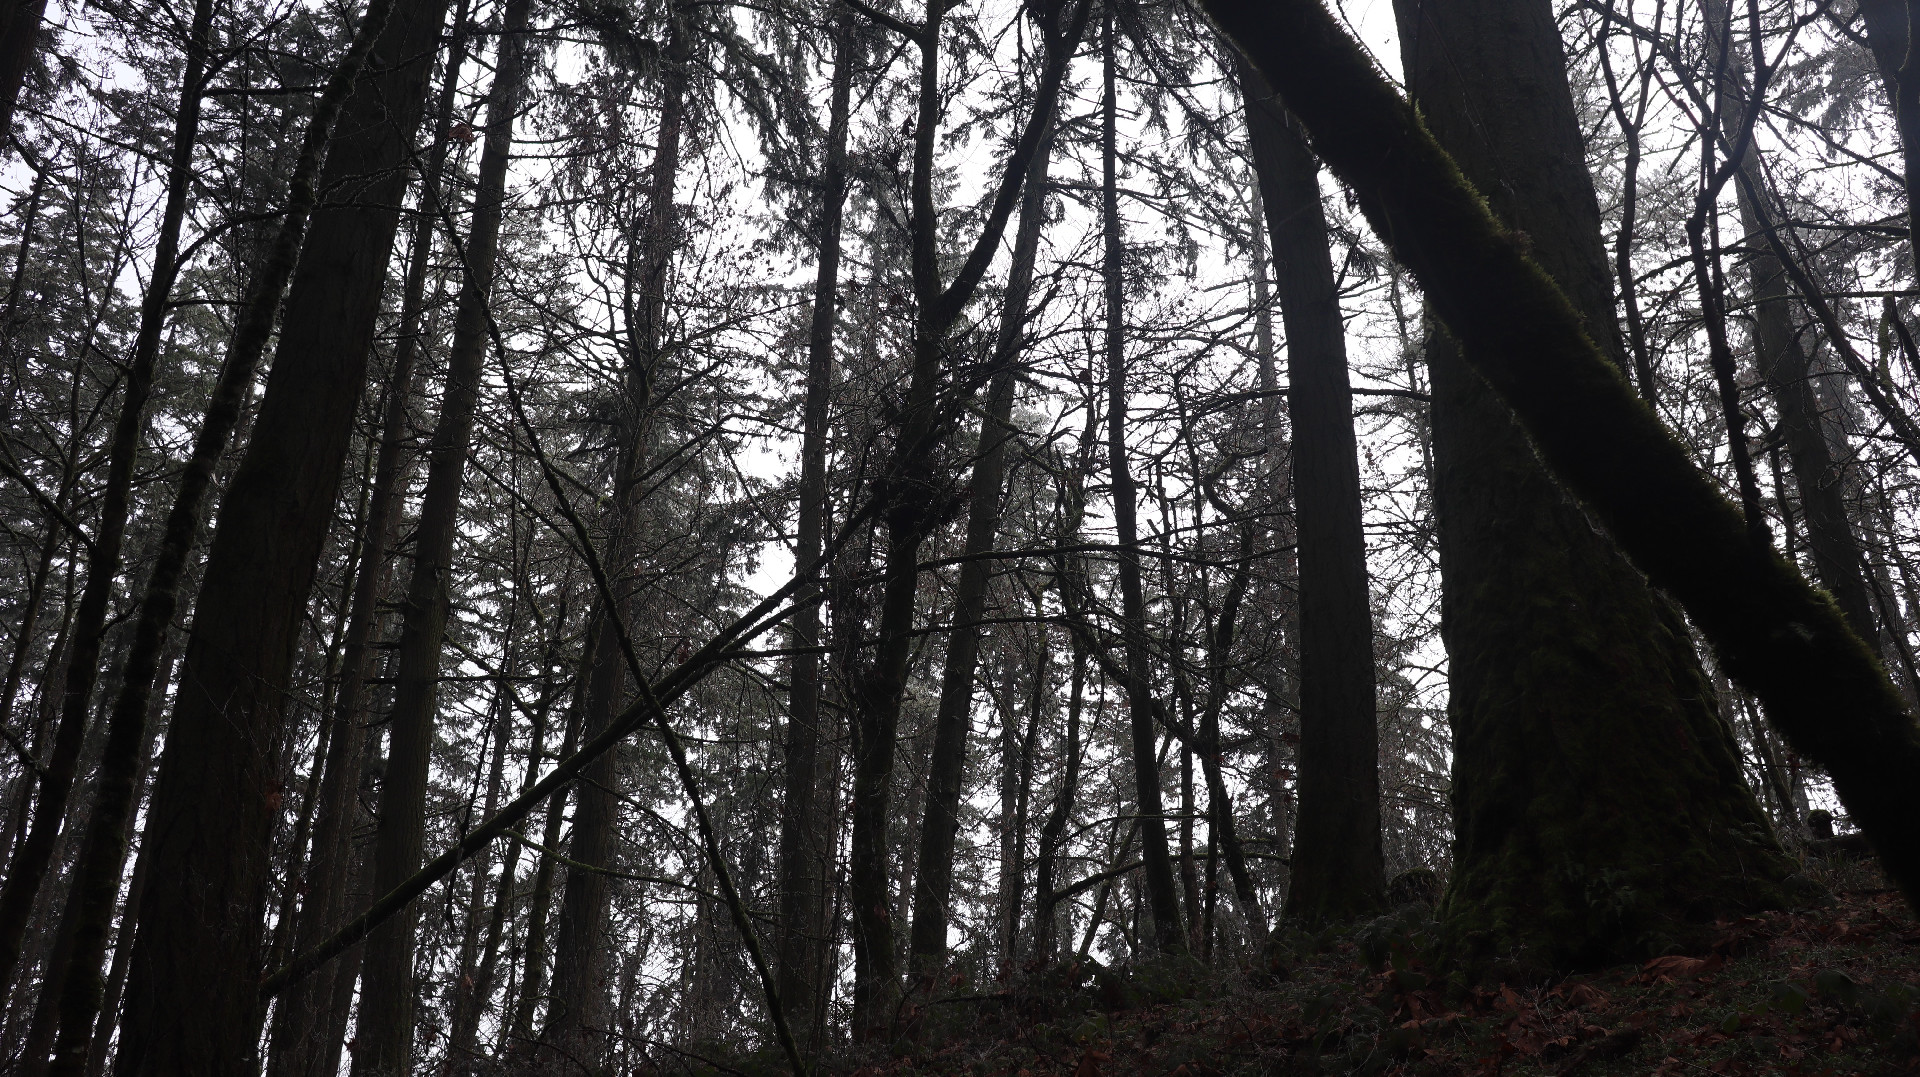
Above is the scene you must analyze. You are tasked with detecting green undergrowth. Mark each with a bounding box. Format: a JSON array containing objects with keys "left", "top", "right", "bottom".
[{"left": 801, "top": 871, "right": 1920, "bottom": 1076}]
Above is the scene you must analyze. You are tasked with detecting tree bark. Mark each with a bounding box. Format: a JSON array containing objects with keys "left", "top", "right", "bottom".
[
  {"left": 0, "top": 0, "right": 212, "bottom": 990},
  {"left": 264, "top": 4, "right": 470, "bottom": 1071},
  {"left": 1102, "top": 7, "right": 1184, "bottom": 955},
  {"left": 0, "top": 0, "right": 47, "bottom": 150},
  {"left": 845, "top": 0, "right": 1089, "bottom": 1036},
  {"left": 46, "top": 2, "right": 408, "bottom": 1072},
  {"left": 775, "top": 10, "right": 853, "bottom": 1043},
  {"left": 349, "top": 1, "right": 529, "bottom": 1070},
  {"left": 1856, "top": 1, "right": 1920, "bottom": 268},
  {"left": 539, "top": 6, "right": 690, "bottom": 1064},
  {"left": 1238, "top": 61, "right": 1385, "bottom": 927},
  {"left": 1371, "top": 0, "right": 1792, "bottom": 972},
  {"left": 1199, "top": 0, "right": 1907, "bottom": 930},
  {"left": 906, "top": 89, "right": 1056, "bottom": 985}
]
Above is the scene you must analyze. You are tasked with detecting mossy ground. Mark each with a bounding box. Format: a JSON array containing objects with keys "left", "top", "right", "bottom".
[{"left": 772, "top": 865, "right": 1919, "bottom": 1077}]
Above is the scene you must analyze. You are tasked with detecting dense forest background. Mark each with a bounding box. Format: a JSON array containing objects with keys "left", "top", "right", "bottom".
[{"left": 0, "top": 0, "right": 1917, "bottom": 1072}]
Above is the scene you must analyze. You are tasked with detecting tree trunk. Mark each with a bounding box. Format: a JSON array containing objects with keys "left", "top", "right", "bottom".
[
  {"left": 1370, "top": 0, "right": 1793, "bottom": 972},
  {"left": 845, "top": 0, "right": 1086, "bottom": 1035},
  {"left": 1102, "top": 7, "right": 1184, "bottom": 955},
  {"left": 264, "top": 4, "right": 470, "bottom": 1071},
  {"left": 48, "top": 2, "right": 413, "bottom": 1071},
  {"left": 0, "top": 0, "right": 212, "bottom": 990},
  {"left": 0, "top": 0, "right": 46, "bottom": 149},
  {"left": 775, "top": 11, "right": 853, "bottom": 1044},
  {"left": 906, "top": 88, "right": 1056, "bottom": 985},
  {"left": 350, "top": 1, "right": 529, "bottom": 1070},
  {"left": 1239, "top": 61, "right": 1385, "bottom": 927},
  {"left": 1856, "top": 1, "right": 1920, "bottom": 268},
  {"left": 540, "top": 7, "right": 690, "bottom": 1065},
  {"left": 1714, "top": 28, "right": 1878, "bottom": 642}
]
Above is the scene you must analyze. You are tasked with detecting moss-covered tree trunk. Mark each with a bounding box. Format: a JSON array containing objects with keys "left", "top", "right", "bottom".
[
  {"left": 1387, "top": 0, "right": 1793, "bottom": 972},
  {"left": 1196, "top": 0, "right": 1920, "bottom": 928}
]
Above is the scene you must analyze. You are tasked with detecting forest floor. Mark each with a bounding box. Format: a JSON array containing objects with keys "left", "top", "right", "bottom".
[{"left": 809, "top": 863, "right": 1920, "bottom": 1077}]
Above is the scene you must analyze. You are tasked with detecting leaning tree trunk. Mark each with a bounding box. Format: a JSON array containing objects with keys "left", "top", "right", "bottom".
[
  {"left": 43, "top": 2, "right": 407, "bottom": 1072},
  {"left": 1101, "top": 7, "right": 1184, "bottom": 955},
  {"left": 350, "top": 3, "right": 529, "bottom": 1071},
  {"left": 775, "top": 9, "right": 853, "bottom": 1043},
  {"left": 1239, "top": 60, "right": 1385, "bottom": 927},
  {"left": 1373, "top": 0, "right": 1794, "bottom": 973},
  {"left": 262, "top": 15, "right": 463, "bottom": 1073},
  {"left": 907, "top": 93, "right": 1057, "bottom": 986},
  {"left": 101, "top": 0, "right": 455, "bottom": 1069},
  {"left": 0, "top": 0, "right": 212, "bottom": 991}
]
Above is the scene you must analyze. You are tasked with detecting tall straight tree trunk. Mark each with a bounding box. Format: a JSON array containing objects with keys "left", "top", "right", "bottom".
[
  {"left": 46, "top": 2, "right": 414, "bottom": 1071},
  {"left": 775, "top": 10, "right": 853, "bottom": 1041},
  {"left": 1032, "top": 569, "right": 1085, "bottom": 961},
  {"left": 845, "top": 0, "right": 1086, "bottom": 1036},
  {"left": 1238, "top": 63, "right": 1385, "bottom": 925},
  {"left": 508, "top": 695, "right": 583, "bottom": 1049},
  {"left": 1101, "top": 8, "right": 1184, "bottom": 955},
  {"left": 540, "top": 7, "right": 690, "bottom": 1064},
  {"left": 906, "top": 97, "right": 1056, "bottom": 985},
  {"left": 440, "top": 672, "right": 514, "bottom": 1075},
  {"left": 350, "top": 3, "right": 530, "bottom": 1070},
  {"left": 265, "top": 5, "right": 470, "bottom": 1072},
  {"left": 449, "top": 643, "right": 561, "bottom": 1071},
  {"left": 1386, "top": 0, "right": 1792, "bottom": 972},
  {"left": 0, "top": 0, "right": 212, "bottom": 989}
]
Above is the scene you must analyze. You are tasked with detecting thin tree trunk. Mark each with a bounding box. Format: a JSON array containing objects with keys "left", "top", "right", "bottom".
[
  {"left": 509, "top": 697, "right": 583, "bottom": 1048},
  {"left": 448, "top": 642, "right": 560, "bottom": 1071},
  {"left": 1031, "top": 579, "right": 1085, "bottom": 961},
  {"left": 540, "top": 6, "right": 689, "bottom": 1063},
  {"left": 0, "top": 0, "right": 212, "bottom": 989},
  {"left": 775, "top": 15, "right": 853, "bottom": 1040},
  {"left": 350, "top": 3, "right": 529, "bottom": 1069},
  {"left": 846, "top": 0, "right": 1087, "bottom": 1033},
  {"left": 1717, "top": 39, "right": 1877, "bottom": 640},
  {"left": 906, "top": 89, "right": 1056, "bottom": 985},
  {"left": 1238, "top": 63, "right": 1385, "bottom": 925},
  {"left": 1102, "top": 8, "right": 1183, "bottom": 954}
]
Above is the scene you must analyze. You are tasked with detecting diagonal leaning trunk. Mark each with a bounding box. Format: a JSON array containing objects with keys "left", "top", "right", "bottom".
[
  {"left": 1196, "top": 0, "right": 1920, "bottom": 925},
  {"left": 100, "top": 0, "right": 456, "bottom": 1070}
]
